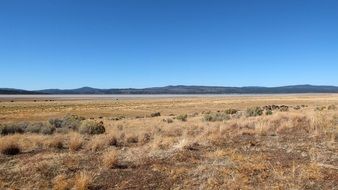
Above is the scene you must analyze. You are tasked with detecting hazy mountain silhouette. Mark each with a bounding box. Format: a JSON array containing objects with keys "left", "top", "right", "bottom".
[{"left": 1, "top": 85, "right": 338, "bottom": 95}]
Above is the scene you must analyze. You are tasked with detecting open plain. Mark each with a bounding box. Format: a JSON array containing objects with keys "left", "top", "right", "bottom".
[{"left": 0, "top": 94, "right": 337, "bottom": 189}]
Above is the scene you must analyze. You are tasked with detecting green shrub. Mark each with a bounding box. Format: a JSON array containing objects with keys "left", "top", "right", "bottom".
[
  {"left": 25, "top": 122, "right": 44, "bottom": 134},
  {"left": 176, "top": 114, "right": 188, "bottom": 122},
  {"left": 265, "top": 110, "right": 273, "bottom": 115},
  {"left": 49, "top": 118, "right": 63, "bottom": 128},
  {"left": 246, "top": 107, "right": 263, "bottom": 117},
  {"left": 40, "top": 124, "right": 56, "bottom": 135},
  {"left": 204, "top": 113, "right": 230, "bottom": 122},
  {"left": 61, "top": 115, "right": 85, "bottom": 130},
  {"left": 79, "top": 120, "right": 105, "bottom": 135},
  {"left": 0, "top": 123, "right": 27, "bottom": 136},
  {"left": 150, "top": 112, "right": 161, "bottom": 117},
  {"left": 25, "top": 122, "right": 55, "bottom": 135}
]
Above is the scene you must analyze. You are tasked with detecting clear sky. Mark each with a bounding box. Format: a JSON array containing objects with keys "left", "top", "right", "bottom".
[{"left": 0, "top": 0, "right": 337, "bottom": 90}]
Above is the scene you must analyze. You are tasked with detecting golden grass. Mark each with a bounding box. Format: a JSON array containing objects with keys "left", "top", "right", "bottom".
[
  {"left": 102, "top": 149, "right": 119, "bottom": 169},
  {"left": 52, "top": 174, "right": 70, "bottom": 190},
  {"left": 68, "top": 133, "right": 83, "bottom": 152},
  {"left": 0, "top": 95, "right": 337, "bottom": 189},
  {"left": 74, "top": 171, "right": 93, "bottom": 190}
]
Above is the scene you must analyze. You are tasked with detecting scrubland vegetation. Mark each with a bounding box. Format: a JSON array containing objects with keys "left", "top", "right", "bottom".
[{"left": 0, "top": 95, "right": 337, "bottom": 189}]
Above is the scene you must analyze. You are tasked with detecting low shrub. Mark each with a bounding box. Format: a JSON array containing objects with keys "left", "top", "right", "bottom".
[
  {"left": 61, "top": 115, "right": 85, "bottom": 130},
  {"left": 108, "top": 135, "right": 118, "bottom": 146},
  {"left": 25, "top": 122, "right": 55, "bottom": 135},
  {"left": 150, "top": 112, "right": 161, "bottom": 117},
  {"left": 265, "top": 110, "right": 273, "bottom": 115},
  {"left": 0, "top": 123, "right": 27, "bottom": 135},
  {"left": 163, "top": 118, "right": 173, "bottom": 123},
  {"left": 224, "top": 108, "right": 238, "bottom": 115},
  {"left": 246, "top": 107, "right": 263, "bottom": 117},
  {"left": 315, "top": 106, "right": 326, "bottom": 111},
  {"left": 126, "top": 135, "right": 139, "bottom": 144},
  {"left": 176, "top": 114, "right": 188, "bottom": 122},
  {"left": 49, "top": 118, "right": 63, "bottom": 128},
  {"left": 79, "top": 121, "right": 105, "bottom": 135},
  {"left": 204, "top": 113, "right": 230, "bottom": 122},
  {"left": 279, "top": 105, "right": 289, "bottom": 112},
  {"left": 328, "top": 105, "right": 336, "bottom": 110}
]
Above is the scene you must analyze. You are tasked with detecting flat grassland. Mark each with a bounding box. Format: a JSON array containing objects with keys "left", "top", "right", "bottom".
[{"left": 0, "top": 94, "right": 337, "bottom": 189}]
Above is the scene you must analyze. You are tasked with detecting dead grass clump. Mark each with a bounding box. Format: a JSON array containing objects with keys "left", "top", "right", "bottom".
[
  {"left": 53, "top": 174, "right": 70, "bottom": 190},
  {"left": 0, "top": 137, "right": 21, "bottom": 155},
  {"left": 163, "top": 127, "right": 183, "bottom": 137},
  {"left": 79, "top": 120, "right": 105, "bottom": 135},
  {"left": 47, "top": 136, "right": 64, "bottom": 150},
  {"left": 68, "top": 133, "right": 83, "bottom": 152},
  {"left": 102, "top": 150, "right": 119, "bottom": 168},
  {"left": 74, "top": 171, "right": 93, "bottom": 190},
  {"left": 35, "top": 160, "right": 59, "bottom": 181},
  {"left": 87, "top": 135, "right": 110, "bottom": 151}
]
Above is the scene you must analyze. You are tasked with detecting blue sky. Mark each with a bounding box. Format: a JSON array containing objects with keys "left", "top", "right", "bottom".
[{"left": 0, "top": 0, "right": 337, "bottom": 90}]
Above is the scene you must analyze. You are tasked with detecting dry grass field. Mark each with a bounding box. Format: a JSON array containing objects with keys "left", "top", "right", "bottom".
[{"left": 0, "top": 94, "right": 337, "bottom": 189}]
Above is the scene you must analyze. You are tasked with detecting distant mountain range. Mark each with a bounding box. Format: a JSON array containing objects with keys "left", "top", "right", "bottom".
[{"left": 1, "top": 85, "right": 338, "bottom": 95}]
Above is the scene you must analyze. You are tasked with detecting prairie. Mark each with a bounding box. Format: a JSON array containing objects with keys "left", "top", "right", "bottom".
[{"left": 0, "top": 94, "right": 337, "bottom": 189}]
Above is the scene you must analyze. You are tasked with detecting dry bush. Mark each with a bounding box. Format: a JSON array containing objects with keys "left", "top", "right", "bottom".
[
  {"left": 68, "top": 133, "right": 83, "bottom": 152},
  {"left": 0, "top": 136, "right": 21, "bottom": 155},
  {"left": 102, "top": 150, "right": 119, "bottom": 168},
  {"left": 74, "top": 171, "right": 93, "bottom": 190}
]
